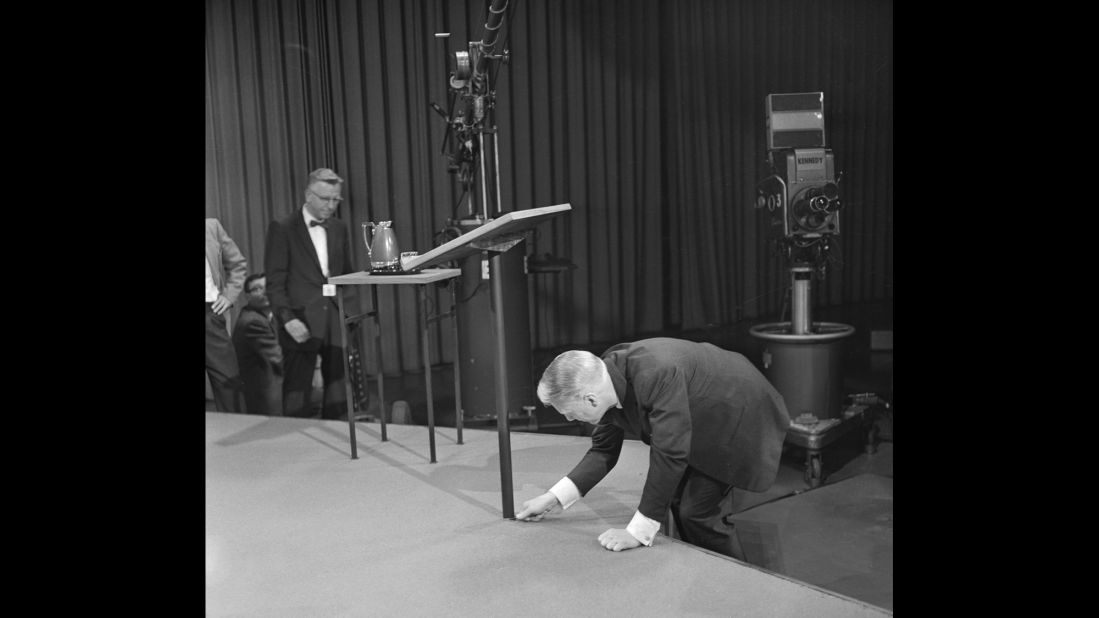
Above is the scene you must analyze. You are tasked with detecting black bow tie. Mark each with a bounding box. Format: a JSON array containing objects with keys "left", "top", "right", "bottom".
[{"left": 309, "top": 220, "right": 329, "bottom": 228}]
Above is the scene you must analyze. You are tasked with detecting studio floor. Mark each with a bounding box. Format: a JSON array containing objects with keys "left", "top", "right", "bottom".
[
  {"left": 206, "top": 412, "right": 891, "bottom": 617},
  {"left": 207, "top": 300, "right": 893, "bottom": 615}
]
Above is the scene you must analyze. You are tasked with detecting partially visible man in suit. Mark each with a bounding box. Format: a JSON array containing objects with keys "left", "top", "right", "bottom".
[
  {"left": 233, "top": 273, "right": 284, "bottom": 415},
  {"left": 264, "top": 168, "right": 357, "bottom": 419},
  {"left": 515, "top": 338, "right": 791, "bottom": 560},
  {"left": 206, "top": 217, "right": 248, "bottom": 413}
]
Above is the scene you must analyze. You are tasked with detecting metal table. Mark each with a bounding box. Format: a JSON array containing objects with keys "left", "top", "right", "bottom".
[{"left": 328, "top": 268, "right": 463, "bottom": 462}]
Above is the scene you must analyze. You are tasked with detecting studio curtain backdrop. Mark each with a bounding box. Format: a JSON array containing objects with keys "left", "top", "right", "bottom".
[{"left": 206, "top": 0, "right": 893, "bottom": 375}]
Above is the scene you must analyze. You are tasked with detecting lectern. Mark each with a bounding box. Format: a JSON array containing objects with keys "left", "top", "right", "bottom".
[{"left": 334, "top": 203, "right": 571, "bottom": 519}]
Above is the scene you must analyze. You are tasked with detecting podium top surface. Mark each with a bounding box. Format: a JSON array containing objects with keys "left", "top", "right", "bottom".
[
  {"left": 328, "top": 268, "right": 461, "bottom": 286},
  {"left": 404, "top": 203, "right": 571, "bottom": 271}
]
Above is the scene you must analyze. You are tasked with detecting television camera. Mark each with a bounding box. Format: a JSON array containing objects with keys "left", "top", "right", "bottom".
[
  {"left": 430, "top": 0, "right": 511, "bottom": 222},
  {"left": 755, "top": 92, "right": 843, "bottom": 270},
  {"left": 748, "top": 92, "right": 857, "bottom": 469}
]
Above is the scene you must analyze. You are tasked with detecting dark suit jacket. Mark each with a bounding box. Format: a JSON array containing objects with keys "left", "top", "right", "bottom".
[
  {"left": 565, "top": 338, "right": 791, "bottom": 522},
  {"left": 264, "top": 209, "right": 357, "bottom": 350},
  {"left": 232, "top": 306, "right": 284, "bottom": 414}
]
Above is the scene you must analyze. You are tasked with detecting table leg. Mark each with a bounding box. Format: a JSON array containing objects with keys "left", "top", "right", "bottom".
[
  {"left": 452, "top": 280, "right": 463, "bottom": 445},
  {"left": 338, "top": 291, "right": 357, "bottom": 460},
  {"left": 372, "top": 286, "right": 387, "bottom": 442},
  {"left": 420, "top": 286, "right": 437, "bottom": 464}
]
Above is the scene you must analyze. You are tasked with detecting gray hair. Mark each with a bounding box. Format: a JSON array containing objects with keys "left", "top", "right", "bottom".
[
  {"left": 537, "top": 350, "right": 604, "bottom": 406},
  {"left": 304, "top": 167, "right": 343, "bottom": 194}
]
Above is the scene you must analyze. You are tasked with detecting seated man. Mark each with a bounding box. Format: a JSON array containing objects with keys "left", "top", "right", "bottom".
[
  {"left": 515, "top": 337, "right": 790, "bottom": 559},
  {"left": 232, "top": 273, "right": 284, "bottom": 415}
]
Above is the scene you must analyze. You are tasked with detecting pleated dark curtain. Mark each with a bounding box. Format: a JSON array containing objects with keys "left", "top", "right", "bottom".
[{"left": 206, "top": 0, "right": 893, "bottom": 374}]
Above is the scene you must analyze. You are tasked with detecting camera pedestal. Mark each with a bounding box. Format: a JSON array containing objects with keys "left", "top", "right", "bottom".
[{"left": 750, "top": 265, "right": 855, "bottom": 487}]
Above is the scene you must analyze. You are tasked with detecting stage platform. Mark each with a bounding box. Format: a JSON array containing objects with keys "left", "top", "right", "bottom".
[{"left": 206, "top": 412, "right": 891, "bottom": 616}]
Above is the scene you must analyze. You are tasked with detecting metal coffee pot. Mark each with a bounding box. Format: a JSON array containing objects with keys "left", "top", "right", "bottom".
[{"left": 362, "top": 221, "right": 400, "bottom": 271}]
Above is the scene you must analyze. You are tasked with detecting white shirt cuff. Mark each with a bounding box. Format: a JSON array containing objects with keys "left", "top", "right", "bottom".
[
  {"left": 548, "top": 477, "right": 581, "bottom": 510},
  {"left": 626, "top": 510, "right": 661, "bottom": 546}
]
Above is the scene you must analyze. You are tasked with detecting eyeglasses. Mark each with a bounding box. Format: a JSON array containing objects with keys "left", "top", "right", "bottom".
[{"left": 309, "top": 188, "right": 344, "bottom": 204}]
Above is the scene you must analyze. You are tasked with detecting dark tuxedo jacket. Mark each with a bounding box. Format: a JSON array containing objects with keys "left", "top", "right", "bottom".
[
  {"left": 566, "top": 338, "right": 791, "bottom": 522},
  {"left": 232, "top": 305, "right": 284, "bottom": 414},
  {"left": 264, "top": 210, "right": 357, "bottom": 351}
]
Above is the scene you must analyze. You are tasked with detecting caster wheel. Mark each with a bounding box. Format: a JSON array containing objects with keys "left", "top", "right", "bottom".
[
  {"left": 866, "top": 423, "right": 880, "bottom": 454},
  {"left": 806, "top": 455, "right": 822, "bottom": 488}
]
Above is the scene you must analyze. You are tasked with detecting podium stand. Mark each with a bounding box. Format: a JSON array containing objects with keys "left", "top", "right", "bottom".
[
  {"left": 410, "top": 203, "right": 570, "bottom": 519},
  {"left": 338, "top": 203, "right": 571, "bottom": 519}
]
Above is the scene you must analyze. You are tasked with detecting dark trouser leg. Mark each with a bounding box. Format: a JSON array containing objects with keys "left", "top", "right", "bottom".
[
  {"left": 671, "top": 467, "right": 744, "bottom": 560},
  {"left": 319, "top": 304, "right": 347, "bottom": 420},
  {"left": 241, "top": 360, "right": 284, "bottom": 416},
  {"left": 282, "top": 347, "right": 319, "bottom": 418},
  {"left": 265, "top": 374, "right": 284, "bottom": 416},
  {"left": 242, "top": 383, "right": 262, "bottom": 416},
  {"left": 206, "top": 305, "right": 244, "bottom": 413}
]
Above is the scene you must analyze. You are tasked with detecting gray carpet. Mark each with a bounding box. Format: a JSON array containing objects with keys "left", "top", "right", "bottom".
[{"left": 206, "top": 412, "right": 892, "bottom": 617}]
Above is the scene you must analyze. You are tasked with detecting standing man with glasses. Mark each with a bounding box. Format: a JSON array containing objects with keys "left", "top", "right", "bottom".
[{"left": 264, "top": 168, "right": 359, "bottom": 419}]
